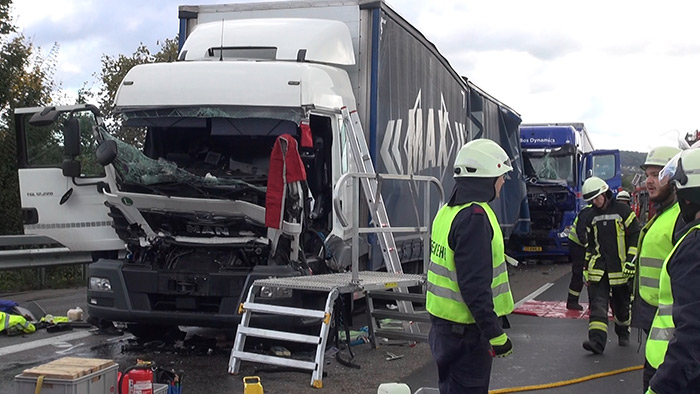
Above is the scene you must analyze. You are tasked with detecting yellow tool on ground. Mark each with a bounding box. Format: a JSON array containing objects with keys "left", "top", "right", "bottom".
[{"left": 243, "top": 376, "right": 264, "bottom": 394}]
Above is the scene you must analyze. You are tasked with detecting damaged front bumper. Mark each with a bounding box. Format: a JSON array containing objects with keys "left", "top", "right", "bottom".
[{"left": 87, "top": 259, "right": 309, "bottom": 328}]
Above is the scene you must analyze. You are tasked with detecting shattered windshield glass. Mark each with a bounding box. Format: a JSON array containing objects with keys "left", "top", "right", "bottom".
[
  {"left": 102, "top": 131, "right": 266, "bottom": 192},
  {"left": 524, "top": 152, "right": 574, "bottom": 184},
  {"left": 98, "top": 106, "right": 306, "bottom": 199}
]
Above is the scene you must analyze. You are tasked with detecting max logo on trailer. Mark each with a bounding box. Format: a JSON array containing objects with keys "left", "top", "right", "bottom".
[{"left": 381, "top": 91, "right": 467, "bottom": 179}]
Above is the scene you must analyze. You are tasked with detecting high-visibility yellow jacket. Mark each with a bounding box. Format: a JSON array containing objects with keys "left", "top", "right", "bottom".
[
  {"left": 0, "top": 311, "right": 36, "bottom": 335},
  {"left": 427, "top": 201, "right": 513, "bottom": 335}
]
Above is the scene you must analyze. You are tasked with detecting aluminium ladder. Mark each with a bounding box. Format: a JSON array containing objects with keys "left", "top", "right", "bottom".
[
  {"left": 228, "top": 107, "right": 443, "bottom": 388},
  {"left": 339, "top": 106, "right": 417, "bottom": 333}
]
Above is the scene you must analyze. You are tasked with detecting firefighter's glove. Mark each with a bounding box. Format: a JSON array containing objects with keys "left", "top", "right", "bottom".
[
  {"left": 622, "top": 261, "right": 636, "bottom": 278},
  {"left": 489, "top": 333, "right": 513, "bottom": 358}
]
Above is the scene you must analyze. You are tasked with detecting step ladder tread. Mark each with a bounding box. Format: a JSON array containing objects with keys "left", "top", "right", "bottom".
[
  {"left": 372, "top": 309, "right": 431, "bottom": 323},
  {"left": 367, "top": 291, "right": 427, "bottom": 303},
  {"left": 374, "top": 329, "right": 429, "bottom": 343},
  {"left": 242, "top": 302, "right": 326, "bottom": 319},
  {"left": 238, "top": 326, "right": 321, "bottom": 344},
  {"left": 232, "top": 350, "right": 317, "bottom": 371}
]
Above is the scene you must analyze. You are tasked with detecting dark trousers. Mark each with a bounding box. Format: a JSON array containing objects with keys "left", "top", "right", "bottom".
[
  {"left": 643, "top": 358, "right": 654, "bottom": 392},
  {"left": 429, "top": 320, "right": 492, "bottom": 394},
  {"left": 568, "top": 243, "right": 585, "bottom": 301},
  {"left": 588, "top": 274, "right": 630, "bottom": 348},
  {"left": 645, "top": 364, "right": 700, "bottom": 393}
]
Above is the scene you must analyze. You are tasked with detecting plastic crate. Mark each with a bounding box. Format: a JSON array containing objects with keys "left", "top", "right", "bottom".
[
  {"left": 15, "top": 362, "right": 118, "bottom": 394},
  {"left": 154, "top": 383, "right": 168, "bottom": 394}
]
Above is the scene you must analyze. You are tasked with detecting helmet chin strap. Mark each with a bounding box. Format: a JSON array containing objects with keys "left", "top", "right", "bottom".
[
  {"left": 490, "top": 177, "right": 498, "bottom": 202},
  {"left": 679, "top": 199, "right": 700, "bottom": 223}
]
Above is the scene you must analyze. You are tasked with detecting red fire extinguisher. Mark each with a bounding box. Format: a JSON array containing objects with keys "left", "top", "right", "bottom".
[{"left": 118, "top": 361, "right": 154, "bottom": 394}]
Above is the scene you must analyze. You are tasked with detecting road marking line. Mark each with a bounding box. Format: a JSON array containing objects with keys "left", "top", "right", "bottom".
[
  {"left": 0, "top": 330, "right": 94, "bottom": 357},
  {"left": 56, "top": 343, "right": 84, "bottom": 355},
  {"left": 514, "top": 282, "right": 554, "bottom": 308}
]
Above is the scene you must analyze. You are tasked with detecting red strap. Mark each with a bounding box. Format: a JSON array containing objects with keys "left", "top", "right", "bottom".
[
  {"left": 300, "top": 121, "right": 313, "bottom": 148},
  {"left": 470, "top": 205, "right": 486, "bottom": 214}
]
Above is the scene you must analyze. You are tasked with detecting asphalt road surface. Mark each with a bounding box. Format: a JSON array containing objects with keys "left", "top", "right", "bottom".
[{"left": 1, "top": 262, "right": 570, "bottom": 394}]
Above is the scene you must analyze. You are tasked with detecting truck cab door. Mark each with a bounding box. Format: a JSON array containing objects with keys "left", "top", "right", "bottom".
[
  {"left": 14, "top": 106, "right": 123, "bottom": 252},
  {"left": 583, "top": 149, "right": 622, "bottom": 192},
  {"left": 330, "top": 113, "right": 355, "bottom": 239}
]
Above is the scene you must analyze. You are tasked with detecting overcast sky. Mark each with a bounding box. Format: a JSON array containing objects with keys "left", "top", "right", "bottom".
[{"left": 11, "top": 0, "right": 700, "bottom": 152}]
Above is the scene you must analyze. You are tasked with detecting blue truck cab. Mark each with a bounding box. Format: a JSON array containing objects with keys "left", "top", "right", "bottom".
[{"left": 508, "top": 123, "right": 621, "bottom": 260}]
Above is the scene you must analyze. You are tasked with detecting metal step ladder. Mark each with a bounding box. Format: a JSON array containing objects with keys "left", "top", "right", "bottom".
[
  {"left": 228, "top": 272, "right": 425, "bottom": 388},
  {"left": 228, "top": 107, "right": 443, "bottom": 388},
  {"left": 228, "top": 280, "right": 339, "bottom": 389}
]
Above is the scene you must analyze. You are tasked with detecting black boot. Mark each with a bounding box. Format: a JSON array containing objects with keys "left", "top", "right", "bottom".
[
  {"left": 583, "top": 340, "right": 605, "bottom": 354},
  {"left": 566, "top": 295, "right": 583, "bottom": 311},
  {"left": 618, "top": 331, "right": 630, "bottom": 346}
]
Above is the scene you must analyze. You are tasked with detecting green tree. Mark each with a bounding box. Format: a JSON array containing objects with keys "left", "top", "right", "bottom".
[
  {"left": 96, "top": 38, "right": 178, "bottom": 146},
  {"left": 0, "top": 0, "right": 58, "bottom": 236},
  {"left": 0, "top": 0, "right": 81, "bottom": 293}
]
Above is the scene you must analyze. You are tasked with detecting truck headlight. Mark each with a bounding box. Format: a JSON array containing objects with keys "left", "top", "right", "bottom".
[
  {"left": 89, "top": 277, "right": 112, "bottom": 291},
  {"left": 259, "top": 286, "right": 293, "bottom": 299}
]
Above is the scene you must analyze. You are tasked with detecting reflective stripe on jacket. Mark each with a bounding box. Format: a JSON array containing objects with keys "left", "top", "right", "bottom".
[{"left": 568, "top": 205, "right": 592, "bottom": 246}]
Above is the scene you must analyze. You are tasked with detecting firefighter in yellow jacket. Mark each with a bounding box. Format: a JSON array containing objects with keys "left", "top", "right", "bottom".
[
  {"left": 645, "top": 148, "right": 700, "bottom": 393},
  {"left": 427, "top": 139, "right": 514, "bottom": 394},
  {"left": 625, "top": 146, "right": 683, "bottom": 391},
  {"left": 580, "top": 176, "right": 641, "bottom": 354},
  {"left": 0, "top": 311, "right": 36, "bottom": 335}
]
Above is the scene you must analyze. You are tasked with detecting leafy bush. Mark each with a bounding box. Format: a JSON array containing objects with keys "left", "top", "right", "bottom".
[{"left": 0, "top": 265, "right": 85, "bottom": 293}]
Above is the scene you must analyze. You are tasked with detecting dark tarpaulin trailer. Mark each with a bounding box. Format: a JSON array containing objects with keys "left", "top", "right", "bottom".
[
  {"left": 467, "top": 80, "right": 529, "bottom": 239},
  {"left": 367, "top": 1, "right": 528, "bottom": 268}
]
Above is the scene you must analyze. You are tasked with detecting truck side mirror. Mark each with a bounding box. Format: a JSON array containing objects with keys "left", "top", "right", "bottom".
[
  {"left": 28, "top": 106, "right": 59, "bottom": 127},
  {"left": 63, "top": 117, "right": 81, "bottom": 157},
  {"left": 62, "top": 159, "right": 81, "bottom": 177},
  {"left": 96, "top": 140, "right": 118, "bottom": 166}
]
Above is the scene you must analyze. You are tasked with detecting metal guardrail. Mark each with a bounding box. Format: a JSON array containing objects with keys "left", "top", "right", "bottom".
[{"left": 0, "top": 235, "right": 93, "bottom": 270}]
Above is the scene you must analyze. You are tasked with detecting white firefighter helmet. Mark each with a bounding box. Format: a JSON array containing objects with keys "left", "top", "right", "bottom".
[
  {"left": 616, "top": 190, "right": 631, "bottom": 202},
  {"left": 582, "top": 176, "right": 609, "bottom": 201},
  {"left": 641, "top": 146, "right": 681, "bottom": 170},
  {"left": 453, "top": 139, "right": 513, "bottom": 178},
  {"left": 659, "top": 149, "right": 700, "bottom": 191}
]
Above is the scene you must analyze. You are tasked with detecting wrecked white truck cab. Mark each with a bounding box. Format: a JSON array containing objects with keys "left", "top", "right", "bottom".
[{"left": 90, "top": 18, "right": 360, "bottom": 329}]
